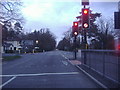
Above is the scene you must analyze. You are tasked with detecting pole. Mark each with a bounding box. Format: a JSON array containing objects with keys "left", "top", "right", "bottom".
[
  {"left": 74, "top": 36, "right": 77, "bottom": 59},
  {"left": 83, "top": 28, "right": 87, "bottom": 64},
  {"left": 82, "top": 5, "right": 88, "bottom": 64},
  {"left": 83, "top": 5, "right": 88, "bottom": 49}
]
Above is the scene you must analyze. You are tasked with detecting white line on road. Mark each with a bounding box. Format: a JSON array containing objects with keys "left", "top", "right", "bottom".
[
  {"left": 0, "top": 72, "right": 79, "bottom": 77},
  {"left": 61, "top": 54, "right": 69, "bottom": 60},
  {"left": 62, "top": 61, "right": 68, "bottom": 66},
  {"left": 60, "top": 53, "right": 75, "bottom": 66},
  {"left": 0, "top": 76, "right": 16, "bottom": 88}
]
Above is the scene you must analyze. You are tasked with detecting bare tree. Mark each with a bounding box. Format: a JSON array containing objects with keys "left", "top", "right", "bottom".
[
  {"left": 97, "top": 17, "right": 114, "bottom": 36},
  {"left": 94, "top": 17, "right": 115, "bottom": 49},
  {"left": 63, "top": 27, "right": 72, "bottom": 41},
  {"left": 0, "top": 1, "right": 24, "bottom": 23}
]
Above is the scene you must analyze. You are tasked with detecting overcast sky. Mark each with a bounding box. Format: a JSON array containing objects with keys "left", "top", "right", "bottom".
[{"left": 20, "top": 0, "right": 119, "bottom": 43}]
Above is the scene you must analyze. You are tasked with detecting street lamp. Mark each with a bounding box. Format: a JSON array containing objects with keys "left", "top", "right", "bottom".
[{"left": 36, "top": 40, "right": 39, "bottom": 44}]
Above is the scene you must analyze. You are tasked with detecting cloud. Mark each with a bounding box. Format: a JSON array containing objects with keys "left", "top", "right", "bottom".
[
  {"left": 21, "top": 0, "right": 117, "bottom": 43},
  {"left": 22, "top": 2, "right": 80, "bottom": 32},
  {"left": 3, "top": 0, "right": 120, "bottom": 2}
]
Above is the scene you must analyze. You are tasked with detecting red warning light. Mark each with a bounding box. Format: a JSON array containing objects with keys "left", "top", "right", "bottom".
[
  {"left": 83, "top": 9, "right": 88, "bottom": 14},
  {"left": 73, "top": 22, "right": 78, "bottom": 27},
  {"left": 74, "top": 31, "right": 78, "bottom": 36},
  {"left": 118, "top": 45, "right": 120, "bottom": 50}
]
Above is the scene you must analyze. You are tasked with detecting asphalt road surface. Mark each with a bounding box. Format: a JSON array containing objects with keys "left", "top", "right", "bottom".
[{"left": 1, "top": 51, "right": 101, "bottom": 88}]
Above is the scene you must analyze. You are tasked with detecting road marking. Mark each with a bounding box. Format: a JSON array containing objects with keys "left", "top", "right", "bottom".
[
  {"left": 62, "top": 61, "right": 68, "bottom": 66},
  {"left": 60, "top": 53, "right": 74, "bottom": 66},
  {"left": 1, "top": 72, "right": 79, "bottom": 77},
  {"left": 61, "top": 54, "right": 69, "bottom": 60},
  {"left": 0, "top": 76, "right": 16, "bottom": 88}
]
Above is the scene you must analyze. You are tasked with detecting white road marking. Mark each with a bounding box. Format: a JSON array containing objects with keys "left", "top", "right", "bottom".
[
  {"left": 60, "top": 53, "right": 74, "bottom": 66},
  {"left": 0, "top": 76, "right": 16, "bottom": 88},
  {"left": 61, "top": 54, "right": 69, "bottom": 60},
  {"left": 1, "top": 72, "right": 79, "bottom": 77},
  {"left": 62, "top": 61, "right": 68, "bottom": 66}
]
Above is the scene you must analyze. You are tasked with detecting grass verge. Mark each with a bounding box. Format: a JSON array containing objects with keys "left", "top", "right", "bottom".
[{"left": 2, "top": 55, "right": 21, "bottom": 61}]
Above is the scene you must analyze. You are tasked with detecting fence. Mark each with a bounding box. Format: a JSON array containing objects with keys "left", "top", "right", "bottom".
[{"left": 80, "top": 49, "right": 120, "bottom": 84}]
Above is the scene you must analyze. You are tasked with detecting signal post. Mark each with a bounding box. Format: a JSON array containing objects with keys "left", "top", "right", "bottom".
[
  {"left": 72, "top": 22, "right": 79, "bottom": 59},
  {"left": 81, "top": 0, "right": 90, "bottom": 64}
]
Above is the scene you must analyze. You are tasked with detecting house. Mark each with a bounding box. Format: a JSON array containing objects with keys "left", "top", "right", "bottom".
[
  {"left": 2, "top": 39, "right": 34, "bottom": 53},
  {"left": 3, "top": 40, "right": 22, "bottom": 53},
  {"left": 21, "top": 40, "right": 33, "bottom": 46},
  {"left": 20, "top": 40, "right": 34, "bottom": 53}
]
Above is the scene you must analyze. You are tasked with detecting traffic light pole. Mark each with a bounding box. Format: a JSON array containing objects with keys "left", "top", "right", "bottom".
[
  {"left": 83, "top": 5, "right": 87, "bottom": 64},
  {"left": 83, "top": 5, "right": 88, "bottom": 49},
  {"left": 84, "top": 29, "right": 87, "bottom": 49},
  {"left": 72, "top": 21, "right": 78, "bottom": 60},
  {"left": 83, "top": 28, "right": 87, "bottom": 64},
  {"left": 74, "top": 36, "right": 77, "bottom": 59}
]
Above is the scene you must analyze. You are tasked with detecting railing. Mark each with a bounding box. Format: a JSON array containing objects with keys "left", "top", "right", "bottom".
[{"left": 80, "top": 49, "right": 120, "bottom": 84}]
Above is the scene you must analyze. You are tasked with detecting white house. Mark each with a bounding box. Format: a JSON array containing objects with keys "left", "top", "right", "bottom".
[{"left": 3, "top": 41, "right": 22, "bottom": 52}]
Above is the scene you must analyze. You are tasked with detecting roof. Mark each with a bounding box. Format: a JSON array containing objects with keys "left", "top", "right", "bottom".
[
  {"left": 6, "top": 38, "right": 21, "bottom": 41},
  {"left": 3, "top": 42, "right": 13, "bottom": 47}
]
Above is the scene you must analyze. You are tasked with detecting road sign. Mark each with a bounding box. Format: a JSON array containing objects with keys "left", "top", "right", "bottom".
[
  {"left": 82, "top": 0, "right": 89, "bottom": 5},
  {"left": 114, "top": 12, "right": 120, "bottom": 29}
]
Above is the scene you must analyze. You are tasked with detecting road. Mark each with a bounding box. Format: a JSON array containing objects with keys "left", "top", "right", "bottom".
[{"left": 1, "top": 51, "right": 101, "bottom": 88}]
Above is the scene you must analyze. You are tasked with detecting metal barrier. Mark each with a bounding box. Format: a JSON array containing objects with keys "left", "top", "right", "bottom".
[{"left": 80, "top": 49, "right": 120, "bottom": 84}]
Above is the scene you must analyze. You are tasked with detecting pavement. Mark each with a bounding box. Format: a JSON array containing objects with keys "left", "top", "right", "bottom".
[
  {"left": 61, "top": 51, "right": 119, "bottom": 89},
  {"left": 77, "top": 64, "right": 119, "bottom": 88},
  {"left": 1, "top": 51, "right": 102, "bottom": 88}
]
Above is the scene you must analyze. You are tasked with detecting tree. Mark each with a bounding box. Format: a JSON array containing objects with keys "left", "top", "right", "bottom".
[
  {"left": 2, "top": 21, "right": 23, "bottom": 41},
  {"left": 57, "top": 38, "right": 71, "bottom": 51},
  {"left": 94, "top": 17, "right": 115, "bottom": 49},
  {"left": 87, "top": 13, "right": 101, "bottom": 37},
  {"left": 0, "top": 1, "right": 24, "bottom": 23},
  {"left": 25, "top": 28, "right": 56, "bottom": 52},
  {"left": 77, "top": 11, "right": 115, "bottom": 50},
  {"left": 63, "top": 28, "right": 72, "bottom": 41},
  {"left": 1, "top": 1, "right": 24, "bottom": 42}
]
